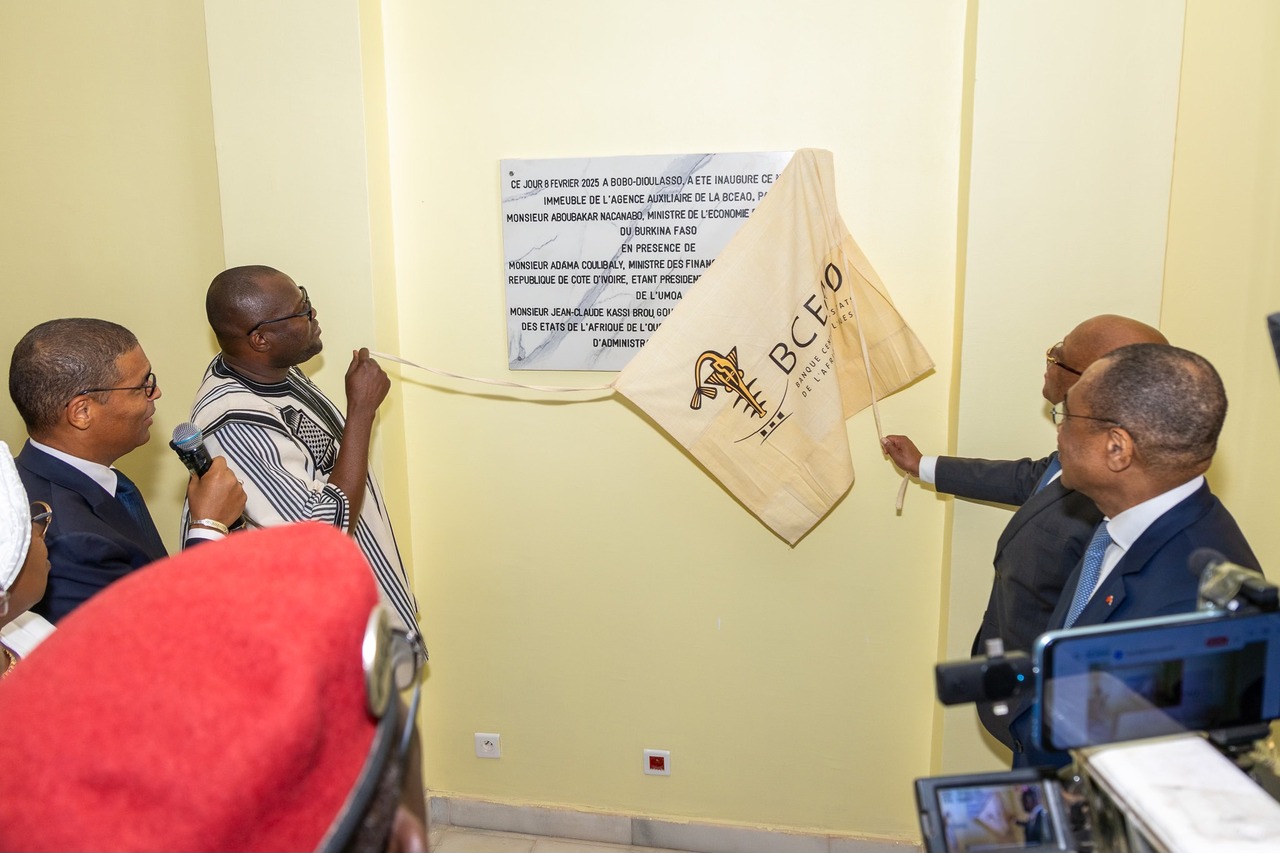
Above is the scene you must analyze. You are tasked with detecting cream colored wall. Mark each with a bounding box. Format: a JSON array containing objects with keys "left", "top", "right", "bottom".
[
  {"left": 938, "top": 0, "right": 1186, "bottom": 774},
  {"left": 201, "top": 0, "right": 414, "bottom": 542},
  {"left": 0, "top": 0, "right": 225, "bottom": 546},
  {"left": 1162, "top": 0, "right": 1280, "bottom": 572},
  {"left": 7, "top": 0, "right": 1277, "bottom": 844},
  {"left": 379, "top": 0, "right": 960, "bottom": 838}
]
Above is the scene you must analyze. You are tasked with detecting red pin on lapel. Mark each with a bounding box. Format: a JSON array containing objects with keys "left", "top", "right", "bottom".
[{"left": 1105, "top": 595, "right": 1114, "bottom": 606}]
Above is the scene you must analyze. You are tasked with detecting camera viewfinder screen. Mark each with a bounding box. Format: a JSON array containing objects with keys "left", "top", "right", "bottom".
[{"left": 933, "top": 782, "right": 1055, "bottom": 851}]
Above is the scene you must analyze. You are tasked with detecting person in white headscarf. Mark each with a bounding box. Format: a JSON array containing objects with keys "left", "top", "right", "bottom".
[{"left": 1, "top": 439, "right": 54, "bottom": 674}]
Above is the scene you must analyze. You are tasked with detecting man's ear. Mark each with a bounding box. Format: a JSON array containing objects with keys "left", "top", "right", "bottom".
[
  {"left": 65, "top": 396, "right": 93, "bottom": 432},
  {"left": 1104, "top": 426, "right": 1134, "bottom": 472},
  {"left": 246, "top": 330, "right": 271, "bottom": 354}
]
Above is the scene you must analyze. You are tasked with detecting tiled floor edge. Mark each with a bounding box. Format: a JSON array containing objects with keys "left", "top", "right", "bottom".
[{"left": 427, "top": 794, "right": 922, "bottom": 852}]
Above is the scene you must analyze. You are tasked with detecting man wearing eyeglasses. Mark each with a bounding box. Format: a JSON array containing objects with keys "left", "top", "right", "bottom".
[
  {"left": 881, "top": 315, "right": 1165, "bottom": 748},
  {"left": 7, "top": 319, "right": 246, "bottom": 622},
  {"left": 1047, "top": 343, "right": 1259, "bottom": 628},
  {"left": 186, "top": 266, "right": 423, "bottom": 658},
  {"left": 1006, "top": 342, "right": 1260, "bottom": 767}
]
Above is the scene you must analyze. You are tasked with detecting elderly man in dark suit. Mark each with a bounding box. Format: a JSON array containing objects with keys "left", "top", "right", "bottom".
[
  {"left": 1008, "top": 342, "right": 1260, "bottom": 767},
  {"left": 1047, "top": 343, "right": 1258, "bottom": 627},
  {"left": 7, "top": 318, "right": 244, "bottom": 622},
  {"left": 882, "top": 315, "right": 1167, "bottom": 746}
]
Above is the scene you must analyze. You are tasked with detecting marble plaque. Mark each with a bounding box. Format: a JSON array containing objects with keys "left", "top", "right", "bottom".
[{"left": 502, "top": 151, "right": 793, "bottom": 371}]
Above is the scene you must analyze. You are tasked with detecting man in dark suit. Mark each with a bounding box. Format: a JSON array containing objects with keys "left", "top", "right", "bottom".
[
  {"left": 7, "top": 318, "right": 245, "bottom": 622},
  {"left": 882, "top": 315, "right": 1166, "bottom": 746},
  {"left": 1009, "top": 343, "right": 1260, "bottom": 766}
]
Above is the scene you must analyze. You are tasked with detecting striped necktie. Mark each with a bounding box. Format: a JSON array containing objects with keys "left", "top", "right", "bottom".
[{"left": 1064, "top": 521, "right": 1111, "bottom": 628}]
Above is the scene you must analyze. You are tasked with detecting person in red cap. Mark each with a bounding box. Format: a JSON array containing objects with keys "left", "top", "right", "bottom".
[{"left": 0, "top": 522, "right": 427, "bottom": 852}]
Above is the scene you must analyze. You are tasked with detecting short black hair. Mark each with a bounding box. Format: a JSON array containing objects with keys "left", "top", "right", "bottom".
[
  {"left": 1088, "top": 343, "right": 1226, "bottom": 474},
  {"left": 9, "top": 319, "right": 139, "bottom": 434}
]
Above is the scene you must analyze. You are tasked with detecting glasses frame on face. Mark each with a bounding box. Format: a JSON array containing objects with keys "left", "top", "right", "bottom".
[
  {"left": 71, "top": 371, "right": 159, "bottom": 401},
  {"left": 30, "top": 501, "right": 52, "bottom": 541},
  {"left": 1045, "top": 342, "right": 1083, "bottom": 376},
  {"left": 247, "top": 286, "right": 313, "bottom": 337},
  {"left": 1051, "top": 407, "right": 1121, "bottom": 428}
]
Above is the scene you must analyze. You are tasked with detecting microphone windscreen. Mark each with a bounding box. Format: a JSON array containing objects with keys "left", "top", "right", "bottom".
[
  {"left": 1187, "top": 547, "right": 1226, "bottom": 577},
  {"left": 172, "top": 422, "right": 204, "bottom": 450}
]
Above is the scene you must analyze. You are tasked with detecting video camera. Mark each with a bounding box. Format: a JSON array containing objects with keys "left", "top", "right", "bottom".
[
  {"left": 915, "top": 314, "right": 1280, "bottom": 852},
  {"left": 916, "top": 551, "right": 1280, "bottom": 852}
]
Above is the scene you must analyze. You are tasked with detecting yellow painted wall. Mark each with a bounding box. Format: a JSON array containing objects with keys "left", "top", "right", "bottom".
[
  {"left": 4, "top": 0, "right": 1278, "bottom": 845},
  {"left": 1162, "top": 0, "right": 1280, "bottom": 571},
  {"left": 379, "top": 0, "right": 959, "bottom": 837},
  {"left": 201, "top": 0, "right": 415, "bottom": 546},
  {"left": 938, "top": 0, "right": 1185, "bottom": 774},
  {"left": 0, "top": 0, "right": 224, "bottom": 545}
]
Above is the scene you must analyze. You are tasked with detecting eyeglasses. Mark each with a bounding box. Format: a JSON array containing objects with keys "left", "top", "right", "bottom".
[
  {"left": 247, "top": 286, "right": 313, "bottom": 336},
  {"left": 73, "top": 371, "right": 159, "bottom": 400},
  {"left": 3, "top": 502, "right": 53, "bottom": 617},
  {"left": 30, "top": 501, "right": 52, "bottom": 540},
  {"left": 1051, "top": 407, "right": 1120, "bottom": 427},
  {"left": 1045, "top": 342, "right": 1083, "bottom": 376}
]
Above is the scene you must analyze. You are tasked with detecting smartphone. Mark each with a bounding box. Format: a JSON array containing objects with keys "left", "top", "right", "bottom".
[{"left": 1033, "top": 610, "right": 1280, "bottom": 752}]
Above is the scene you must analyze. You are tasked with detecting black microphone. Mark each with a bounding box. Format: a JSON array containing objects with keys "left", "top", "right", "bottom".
[{"left": 170, "top": 422, "right": 213, "bottom": 477}]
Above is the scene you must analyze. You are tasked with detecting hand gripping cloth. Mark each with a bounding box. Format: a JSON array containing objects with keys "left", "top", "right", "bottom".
[{"left": 614, "top": 149, "right": 933, "bottom": 544}]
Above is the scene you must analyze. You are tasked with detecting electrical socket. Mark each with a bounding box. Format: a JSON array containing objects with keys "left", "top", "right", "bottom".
[
  {"left": 643, "top": 748, "right": 670, "bottom": 776},
  {"left": 475, "top": 732, "right": 502, "bottom": 759}
]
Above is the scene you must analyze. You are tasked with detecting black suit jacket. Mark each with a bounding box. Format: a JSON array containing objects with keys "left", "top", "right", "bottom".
[
  {"left": 937, "top": 453, "right": 1102, "bottom": 657},
  {"left": 1009, "top": 481, "right": 1261, "bottom": 766},
  {"left": 15, "top": 442, "right": 169, "bottom": 623},
  {"left": 936, "top": 453, "right": 1102, "bottom": 749}
]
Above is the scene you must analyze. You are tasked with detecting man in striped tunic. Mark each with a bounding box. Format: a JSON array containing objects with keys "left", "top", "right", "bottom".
[{"left": 186, "top": 266, "right": 423, "bottom": 656}]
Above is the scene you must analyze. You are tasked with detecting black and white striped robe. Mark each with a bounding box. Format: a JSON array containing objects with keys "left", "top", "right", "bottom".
[{"left": 184, "top": 355, "right": 424, "bottom": 655}]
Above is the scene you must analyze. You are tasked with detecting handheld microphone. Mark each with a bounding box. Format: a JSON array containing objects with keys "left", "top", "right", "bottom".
[{"left": 170, "top": 422, "right": 213, "bottom": 477}]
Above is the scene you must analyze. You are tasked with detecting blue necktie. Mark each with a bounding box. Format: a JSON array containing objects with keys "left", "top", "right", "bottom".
[
  {"left": 1033, "top": 455, "right": 1062, "bottom": 494},
  {"left": 1064, "top": 522, "right": 1111, "bottom": 628},
  {"left": 114, "top": 470, "right": 164, "bottom": 552}
]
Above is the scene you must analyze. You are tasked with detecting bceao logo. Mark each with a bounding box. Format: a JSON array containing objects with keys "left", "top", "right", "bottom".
[
  {"left": 689, "top": 347, "right": 792, "bottom": 443},
  {"left": 690, "top": 348, "right": 765, "bottom": 416},
  {"left": 684, "top": 261, "right": 851, "bottom": 445}
]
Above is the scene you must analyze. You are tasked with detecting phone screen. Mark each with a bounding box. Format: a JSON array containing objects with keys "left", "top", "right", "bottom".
[{"left": 1034, "top": 611, "right": 1280, "bottom": 751}]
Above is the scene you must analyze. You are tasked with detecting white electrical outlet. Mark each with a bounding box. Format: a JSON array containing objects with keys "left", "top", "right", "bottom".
[
  {"left": 643, "top": 748, "right": 670, "bottom": 776},
  {"left": 475, "top": 732, "right": 502, "bottom": 758}
]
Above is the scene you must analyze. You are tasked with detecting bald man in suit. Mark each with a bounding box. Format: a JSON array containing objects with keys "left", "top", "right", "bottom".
[
  {"left": 1008, "top": 343, "right": 1259, "bottom": 767},
  {"left": 882, "top": 315, "right": 1167, "bottom": 747}
]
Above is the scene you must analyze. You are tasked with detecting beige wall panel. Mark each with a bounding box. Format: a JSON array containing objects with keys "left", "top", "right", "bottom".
[
  {"left": 941, "top": 0, "right": 1185, "bottom": 773},
  {"left": 0, "top": 0, "right": 224, "bottom": 547},
  {"left": 379, "top": 0, "right": 963, "bottom": 838},
  {"left": 1162, "top": 0, "right": 1280, "bottom": 577}
]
